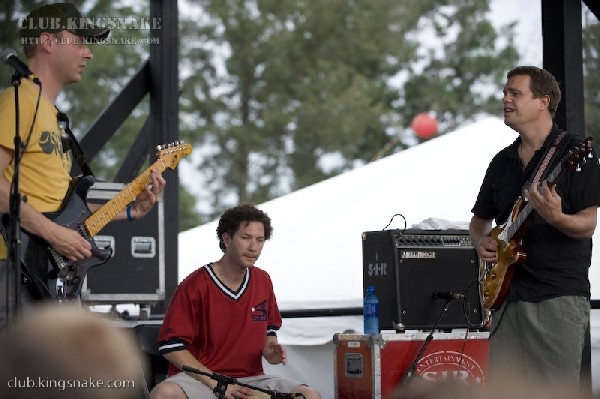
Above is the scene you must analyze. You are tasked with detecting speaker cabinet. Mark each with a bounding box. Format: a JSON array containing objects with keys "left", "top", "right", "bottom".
[
  {"left": 80, "top": 182, "right": 165, "bottom": 305},
  {"left": 362, "top": 229, "right": 483, "bottom": 331}
]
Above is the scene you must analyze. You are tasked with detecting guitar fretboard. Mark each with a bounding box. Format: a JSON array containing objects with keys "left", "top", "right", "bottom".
[{"left": 84, "top": 159, "right": 167, "bottom": 237}]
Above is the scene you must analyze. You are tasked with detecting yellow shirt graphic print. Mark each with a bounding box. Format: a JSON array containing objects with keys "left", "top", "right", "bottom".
[{"left": 0, "top": 79, "right": 73, "bottom": 259}]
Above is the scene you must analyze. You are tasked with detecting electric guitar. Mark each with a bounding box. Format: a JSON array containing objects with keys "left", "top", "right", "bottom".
[
  {"left": 479, "top": 137, "right": 593, "bottom": 311},
  {"left": 15, "top": 141, "right": 192, "bottom": 301}
]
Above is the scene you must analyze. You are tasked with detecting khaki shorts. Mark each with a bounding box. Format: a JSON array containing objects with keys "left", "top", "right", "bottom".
[
  {"left": 489, "top": 296, "right": 589, "bottom": 387},
  {"left": 164, "top": 371, "right": 307, "bottom": 399}
]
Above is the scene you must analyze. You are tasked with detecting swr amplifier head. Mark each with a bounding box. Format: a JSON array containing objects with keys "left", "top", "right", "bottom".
[{"left": 362, "top": 229, "right": 483, "bottom": 331}]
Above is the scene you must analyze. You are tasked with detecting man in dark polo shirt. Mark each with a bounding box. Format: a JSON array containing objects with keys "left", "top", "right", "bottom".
[{"left": 469, "top": 66, "right": 600, "bottom": 393}]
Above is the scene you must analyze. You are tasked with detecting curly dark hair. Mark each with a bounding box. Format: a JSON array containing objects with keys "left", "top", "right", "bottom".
[{"left": 216, "top": 204, "right": 273, "bottom": 252}]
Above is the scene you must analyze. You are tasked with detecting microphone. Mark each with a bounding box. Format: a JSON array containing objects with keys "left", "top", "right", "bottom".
[
  {"left": 0, "top": 48, "right": 40, "bottom": 84},
  {"left": 432, "top": 291, "right": 464, "bottom": 300}
]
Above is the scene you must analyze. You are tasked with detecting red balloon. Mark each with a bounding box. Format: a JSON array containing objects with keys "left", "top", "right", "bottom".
[{"left": 411, "top": 113, "right": 438, "bottom": 139}]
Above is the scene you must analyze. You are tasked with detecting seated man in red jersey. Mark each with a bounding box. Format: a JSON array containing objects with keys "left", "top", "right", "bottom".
[{"left": 150, "top": 204, "right": 321, "bottom": 399}]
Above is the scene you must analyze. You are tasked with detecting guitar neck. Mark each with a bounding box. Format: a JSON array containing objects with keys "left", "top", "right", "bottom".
[
  {"left": 506, "top": 202, "right": 532, "bottom": 239},
  {"left": 84, "top": 159, "right": 167, "bottom": 237},
  {"left": 505, "top": 155, "right": 565, "bottom": 240}
]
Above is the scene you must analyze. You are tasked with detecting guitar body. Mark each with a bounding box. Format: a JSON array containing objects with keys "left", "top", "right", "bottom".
[
  {"left": 20, "top": 175, "right": 112, "bottom": 300},
  {"left": 7, "top": 141, "right": 192, "bottom": 302},
  {"left": 479, "top": 200, "right": 527, "bottom": 311}
]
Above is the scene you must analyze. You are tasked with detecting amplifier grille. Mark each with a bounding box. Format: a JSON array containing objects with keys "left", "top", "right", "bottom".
[{"left": 363, "top": 229, "right": 483, "bottom": 331}]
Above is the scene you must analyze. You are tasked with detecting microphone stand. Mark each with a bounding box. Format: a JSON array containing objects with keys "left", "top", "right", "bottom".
[
  {"left": 401, "top": 298, "right": 453, "bottom": 385},
  {"left": 5, "top": 72, "right": 27, "bottom": 326},
  {"left": 181, "top": 365, "right": 299, "bottom": 399}
]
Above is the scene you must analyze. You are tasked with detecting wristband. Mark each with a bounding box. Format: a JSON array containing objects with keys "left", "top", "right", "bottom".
[{"left": 126, "top": 205, "right": 135, "bottom": 222}]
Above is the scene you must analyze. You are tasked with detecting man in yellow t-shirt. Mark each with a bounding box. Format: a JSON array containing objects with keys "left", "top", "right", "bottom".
[{"left": 0, "top": 3, "right": 166, "bottom": 329}]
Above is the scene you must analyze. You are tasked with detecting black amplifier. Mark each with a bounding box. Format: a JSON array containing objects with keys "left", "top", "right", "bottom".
[{"left": 362, "top": 229, "right": 483, "bottom": 331}]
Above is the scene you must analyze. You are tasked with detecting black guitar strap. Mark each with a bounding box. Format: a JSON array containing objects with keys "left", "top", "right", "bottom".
[{"left": 56, "top": 111, "right": 94, "bottom": 177}]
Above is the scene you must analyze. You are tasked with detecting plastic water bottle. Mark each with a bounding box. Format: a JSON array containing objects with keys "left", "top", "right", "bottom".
[{"left": 363, "top": 285, "right": 379, "bottom": 334}]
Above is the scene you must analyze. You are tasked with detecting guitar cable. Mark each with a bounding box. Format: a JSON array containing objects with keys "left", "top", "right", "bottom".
[
  {"left": 18, "top": 79, "right": 42, "bottom": 155},
  {"left": 455, "top": 280, "right": 486, "bottom": 380},
  {"left": 487, "top": 300, "right": 508, "bottom": 339},
  {"left": 463, "top": 279, "right": 488, "bottom": 331},
  {"left": 381, "top": 212, "right": 407, "bottom": 231}
]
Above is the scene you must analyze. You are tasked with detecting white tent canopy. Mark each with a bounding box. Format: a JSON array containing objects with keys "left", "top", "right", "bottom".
[
  {"left": 178, "top": 117, "right": 600, "bottom": 397},
  {"left": 179, "top": 117, "right": 523, "bottom": 342}
]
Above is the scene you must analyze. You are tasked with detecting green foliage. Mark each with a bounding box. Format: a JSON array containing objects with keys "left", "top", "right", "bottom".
[
  {"left": 11, "top": 1, "right": 599, "bottom": 227},
  {"left": 179, "top": 184, "right": 204, "bottom": 231},
  {"left": 583, "top": 9, "right": 600, "bottom": 152},
  {"left": 2, "top": 0, "right": 201, "bottom": 231},
  {"left": 0, "top": 0, "right": 43, "bottom": 88},
  {"left": 180, "top": 0, "right": 519, "bottom": 219},
  {"left": 401, "top": 0, "right": 519, "bottom": 134}
]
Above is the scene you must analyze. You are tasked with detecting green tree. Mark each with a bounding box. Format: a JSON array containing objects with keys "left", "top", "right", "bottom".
[
  {"left": 583, "top": 7, "right": 600, "bottom": 151},
  {"left": 0, "top": 0, "right": 41, "bottom": 87},
  {"left": 180, "top": 0, "right": 518, "bottom": 219},
  {"left": 1, "top": 0, "right": 202, "bottom": 231},
  {"left": 401, "top": 0, "right": 519, "bottom": 136}
]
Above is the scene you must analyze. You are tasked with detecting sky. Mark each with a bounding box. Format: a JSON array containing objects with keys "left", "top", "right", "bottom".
[{"left": 490, "top": 0, "right": 543, "bottom": 67}]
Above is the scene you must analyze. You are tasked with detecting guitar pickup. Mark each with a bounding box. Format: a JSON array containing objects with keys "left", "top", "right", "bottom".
[
  {"left": 131, "top": 236, "right": 156, "bottom": 258},
  {"left": 93, "top": 235, "right": 115, "bottom": 257}
]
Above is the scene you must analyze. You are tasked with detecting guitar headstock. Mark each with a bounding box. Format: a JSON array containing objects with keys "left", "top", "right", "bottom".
[
  {"left": 565, "top": 136, "right": 593, "bottom": 171},
  {"left": 156, "top": 141, "right": 193, "bottom": 170}
]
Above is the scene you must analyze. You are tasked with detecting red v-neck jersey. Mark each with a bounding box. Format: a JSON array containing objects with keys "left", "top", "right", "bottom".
[{"left": 158, "top": 263, "right": 282, "bottom": 377}]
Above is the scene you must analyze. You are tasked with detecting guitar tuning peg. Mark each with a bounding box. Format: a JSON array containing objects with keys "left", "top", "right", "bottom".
[{"left": 156, "top": 145, "right": 163, "bottom": 151}]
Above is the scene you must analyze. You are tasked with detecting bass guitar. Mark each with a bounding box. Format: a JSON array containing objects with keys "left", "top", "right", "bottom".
[
  {"left": 16, "top": 141, "right": 192, "bottom": 301},
  {"left": 479, "top": 137, "right": 593, "bottom": 311}
]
